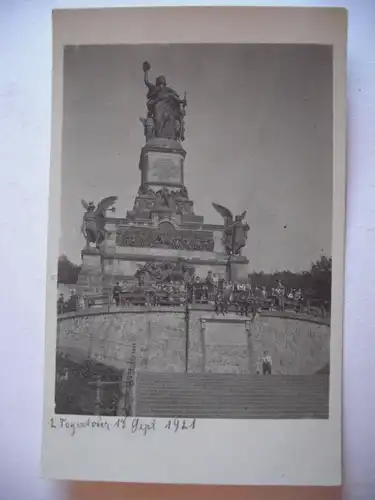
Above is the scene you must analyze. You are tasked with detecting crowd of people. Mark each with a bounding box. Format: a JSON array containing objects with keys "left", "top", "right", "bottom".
[
  {"left": 57, "top": 270, "right": 328, "bottom": 318},
  {"left": 202, "top": 276, "right": 306, "bottom": 316},
  {"left": 111, "top": 270, "right": 328, "bottom": 317},
  {"left": 57, "top": 289, "right": 82, "bottom": 314}
]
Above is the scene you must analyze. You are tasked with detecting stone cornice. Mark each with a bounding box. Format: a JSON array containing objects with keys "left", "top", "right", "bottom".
[
  {"left": 58, "top": 306, "right": 186, "bottom": 320},
  {"left": 81, "top": 247, "right": 248, "bottom": 265},
  {"left": 102, "top": 217, "right": 224, "bottom": 231},
  {"left": 201, "top": 224, "right": 225, "bottom": 231},
  {"left": 57, "top": 306, "right": 330, "bottom": 326},
  {"left": 103, "top": 252, "right": 248, "bottom": 265},
  {"left": 140, "top": 142, "right": 186, "bottom": 157}
]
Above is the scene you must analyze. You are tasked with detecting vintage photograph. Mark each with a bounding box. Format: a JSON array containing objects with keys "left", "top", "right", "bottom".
[{"left": 55, "top": 42, "right": 333, "bottom": 420}]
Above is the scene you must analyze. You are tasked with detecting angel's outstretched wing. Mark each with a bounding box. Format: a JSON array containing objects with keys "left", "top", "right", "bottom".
[
  {"left": 212, "top": 203, "right": 233, "bottom": 224},
  {"left": 238, "top": 210, "right": 247, "bottom": 221},
  {"left": 81, "top": 199, "right": 89, "bottom": 210},
  {"left": 96, "top": 196, "right": 118, "bottom": 215}
]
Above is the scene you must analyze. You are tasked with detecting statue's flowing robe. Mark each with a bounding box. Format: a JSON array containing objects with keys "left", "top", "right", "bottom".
[
  {"left": 232, "top": 222, "right": 249, "bottom": 254},
  {"left": 149, "top": 86, "right": 183, "bottom": 139},
  {"left": 83, "top": 211, "right": 97, "bottom": 243}
]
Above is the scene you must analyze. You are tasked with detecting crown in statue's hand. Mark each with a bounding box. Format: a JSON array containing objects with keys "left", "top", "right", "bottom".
[{"left": 142, "top": 61, "right": 151, "bottom": 72}]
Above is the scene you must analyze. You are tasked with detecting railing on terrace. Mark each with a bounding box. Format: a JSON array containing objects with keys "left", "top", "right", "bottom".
[{"left": 58, "top": 282, "right": 330, "bottom": 319}]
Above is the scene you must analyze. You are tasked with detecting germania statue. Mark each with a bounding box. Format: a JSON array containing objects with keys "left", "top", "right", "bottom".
[
  {"left": 140, "top": 61, "right": 187, "bottom": 142},
  {"left": 212, "top": 203, "right": 250, "bottom": 256},
  {"left": 81, "top": 196, "right": 117, "bottom": 248}
]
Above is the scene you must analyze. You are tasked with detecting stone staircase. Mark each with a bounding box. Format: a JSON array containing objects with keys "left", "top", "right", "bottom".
[{"left": 135, "top": 372, "right": 329, "bottom": 419}]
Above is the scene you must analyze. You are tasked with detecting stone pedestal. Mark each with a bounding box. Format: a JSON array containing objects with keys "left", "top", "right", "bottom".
[
  {"left": 81, "top": 251, "right": 101, "bottom": 271},
  {"left": 77, "top": 249, "right": 103, "bottom": 293},
  {"left": 229, "top": 259, "right": 251, "bottom": 282},
  {"left": 139, "top": 138, "right": 186, "bottom": 191}
]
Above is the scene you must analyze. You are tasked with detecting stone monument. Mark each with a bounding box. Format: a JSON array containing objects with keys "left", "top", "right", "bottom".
[{"left": 77, "top": 62, "right": 250, "bottom": 294}]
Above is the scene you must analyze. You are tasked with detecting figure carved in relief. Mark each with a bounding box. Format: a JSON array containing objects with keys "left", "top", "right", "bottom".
[
  {"left": 179, "top": 186, "right": 189, "bottom": 198},
  {"left": 152, "top": 188, "right": 177, "bottom": 211},
  {"left": 136, "top": 259, "right": 194, "bottom": 283}
]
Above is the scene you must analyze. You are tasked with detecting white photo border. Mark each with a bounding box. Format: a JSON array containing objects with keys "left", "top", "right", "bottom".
[{"left": 42, "top": 6, "right": 347, "bottom": 486}]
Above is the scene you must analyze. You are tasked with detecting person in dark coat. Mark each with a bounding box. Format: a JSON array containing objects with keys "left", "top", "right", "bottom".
[
  {"left": 57, "top": 293, "right": 65, "bottom": 314},
  {"left": 112, "top": 282, "right": 121, "bottom": 306}
]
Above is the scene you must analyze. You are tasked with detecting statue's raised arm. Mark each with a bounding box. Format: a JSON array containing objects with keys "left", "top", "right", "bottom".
[{"left": 142, "top": 61, "right": 153, "bottom": 90}]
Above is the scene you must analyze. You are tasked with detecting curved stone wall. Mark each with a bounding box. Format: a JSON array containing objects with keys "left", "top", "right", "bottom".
[
  {"left": 250, "top": 313, "right": 330, "bottom": 375},
  {"left": 57, "top": 308, "right": 186, "bottom": 372},
  {"left": 57, "top": 307, "right": 330, "bottom": 376}
]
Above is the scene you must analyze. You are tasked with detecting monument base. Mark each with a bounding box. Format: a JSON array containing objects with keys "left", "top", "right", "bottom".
[
  {"left": 76, "top": 250, "right": 103, "bottom": 293},
  {"left": 139, "top": 138, "right": 186, "bottom": 191},
  {"left": 77, "top": 246, "right": 250, "bottom": 293},
  {"left": 77, "top": 135, "right": 251, "bottom": 294},
  {"left": 228, "top": 260, "right": 251, "bottom": 282}
]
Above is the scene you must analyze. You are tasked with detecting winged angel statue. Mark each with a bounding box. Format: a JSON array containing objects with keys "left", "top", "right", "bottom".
[
  {"left": 212, "top": 203, "right": 250, "bottom": 256},
  {"left": 81, "top": 196, "right": 117, "bottom": 248}
]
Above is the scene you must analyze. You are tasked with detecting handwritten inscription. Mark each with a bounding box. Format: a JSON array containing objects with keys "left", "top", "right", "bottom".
[{"left": 49, "top": 416, "right": 196, "bottom": 437}]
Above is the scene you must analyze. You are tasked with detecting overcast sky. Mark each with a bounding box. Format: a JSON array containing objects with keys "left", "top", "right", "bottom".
[{"left": 60, "top": 43, "right": 332, "bottom": 272}]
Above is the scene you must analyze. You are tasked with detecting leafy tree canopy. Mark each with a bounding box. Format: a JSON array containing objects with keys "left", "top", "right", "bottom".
[
  {"left": 248, "top": 255, "right": 332, "bottom": 304},
  {"left": 57, "top": 255, "right": 81, "bottom": 284}
]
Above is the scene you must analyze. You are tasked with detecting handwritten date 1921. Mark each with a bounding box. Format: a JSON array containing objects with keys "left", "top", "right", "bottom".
[{"left": 165, "top": 418, "right": 196, "bottom": 432}]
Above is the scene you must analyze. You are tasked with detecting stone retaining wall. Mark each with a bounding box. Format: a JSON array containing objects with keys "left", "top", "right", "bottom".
[
  {"left": 57, "top": 308, "right": 186, "bottom": 372},
  {"left": 57, "top": 307, "right": 330, "bottom": 375}
]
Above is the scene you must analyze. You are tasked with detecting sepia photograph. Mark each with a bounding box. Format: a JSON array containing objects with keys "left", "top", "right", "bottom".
[
  {"left": 56, "top": 42, "right": 332, "bottom": 420},
  {"left": 42, "top": 6, "right": 346, "bottom": 486}
]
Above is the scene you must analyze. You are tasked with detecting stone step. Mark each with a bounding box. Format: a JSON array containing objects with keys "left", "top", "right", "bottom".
[
  {"left": 137, "top": 379, "right": 328, "bottom": 385},
  {"left": 139, "top": 390, "right": 327, "bottom": 396},
  {"left": 139, "top": 401, "right": 327, "bottom": 407},
  {"left": 137, "top": 382, "right": 328, "bottom": 391},
  {"left": 138, "top": 388, "right": 327, "bottom": 394},
  {"left": 136, "top": 401, "right": 329, "bottom": 410},
  {"left": 136, "top": 410, "right": 324, "bottom": 417},
  {"left": 136, "top": 373, "right": 328, "bottom": 381},
  {"left": 137, "top": 406, "right": 328, "bottom": 414},
  {"left": 137, "top": 409, "right": 328, "bottom": 420},
  {"left": 138, "top": 395, "right": 327, "bottom": 402},
  {"left": 138, "top": 381, "right": 327, "bottom": 387},
  {"left": 135, "top": 373, "right": 329, "bottom": 419},
  {"left": 137, "top": 396, "right": 327, "bottom": 404},
  {"left": 137, "top": 401, "right": 327, "bottom": 408},
  {"left": 137, "top": 384, "right": 328, "bottom": 393},
  {"left": 136, "top": 378, "right": 328, "bottom": 389}
]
